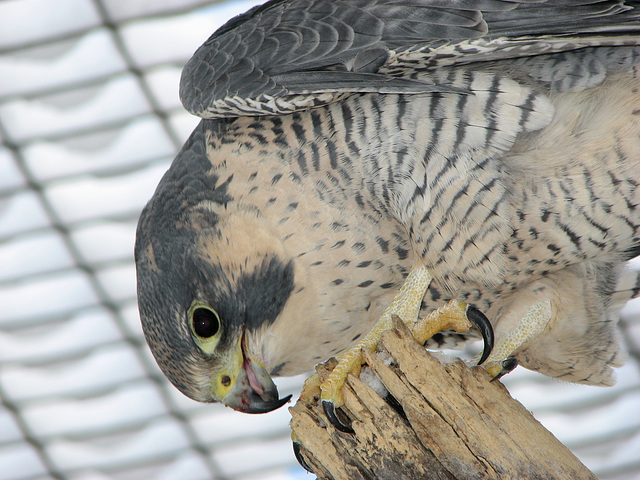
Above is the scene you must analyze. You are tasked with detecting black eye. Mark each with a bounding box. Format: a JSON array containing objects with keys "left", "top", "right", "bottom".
[{"left": 192, "top": 308, "right": 220, "bottom": 338}]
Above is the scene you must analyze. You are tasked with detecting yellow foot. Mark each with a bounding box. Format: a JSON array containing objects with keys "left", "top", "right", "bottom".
[
  {"left": 477, "top": 300, "right": 552, "bottom": 381},
  {"left": 320, "top": 266, "right": 432, "bottom": 400},
  {"left": 411, "top": 299, "right": 493, "bottom": 365},
  {"left": 299, "top": 265, "right": 494, "bottom": 433}
]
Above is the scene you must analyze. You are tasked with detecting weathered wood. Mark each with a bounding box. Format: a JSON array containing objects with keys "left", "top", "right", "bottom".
[{"left": 289, "top": 318, "right": 597, "bottom": 480}]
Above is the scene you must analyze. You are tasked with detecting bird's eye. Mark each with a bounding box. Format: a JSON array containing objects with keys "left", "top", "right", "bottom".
[{"left": 192, "top": 307, "right": 220, "bottom": 338}]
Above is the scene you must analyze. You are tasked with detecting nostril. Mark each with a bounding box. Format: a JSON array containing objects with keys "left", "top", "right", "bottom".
[{"left": 221, "top": 375, "right": 231, "bottom": 386}]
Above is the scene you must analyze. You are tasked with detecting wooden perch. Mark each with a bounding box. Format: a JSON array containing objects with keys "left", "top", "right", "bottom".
[{"left": 289, "top": 318, "right": 597, "bottom": 480}]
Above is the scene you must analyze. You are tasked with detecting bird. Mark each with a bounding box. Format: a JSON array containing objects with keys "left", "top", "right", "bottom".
[{"left": 135, "top": 0, "right": 640, "bottom": 428}]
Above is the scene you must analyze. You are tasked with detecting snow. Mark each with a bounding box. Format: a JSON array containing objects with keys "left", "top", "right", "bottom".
[
  {"left": 43, "top": 162, "right": 168, "bottom": 223},
  {"left": 145, "top": 67, "right": 184, "bottom": 111},
  {"left": 0, "top": 30, "right": 126, "bottom": 97},
  {"left": 189, "top": 402, "right": 292, "bottom": 444},
  {"left": 0, "top": 0, "right": 100, "bottom": 49},
  {"left": 0, "top": 270, "right": 98, "bottom": 326},
  {"left": 0, "top": 148, "right": 25, "bottom": 192},
  {"left": 0, "top": 309, "right": 122, "bottom": 364},
  {"left": 0, "top": 190, "right": 51, "bottom": 237},
  {"left": 0, "top": 75, "right": 152, "bottom": 141},
  {"left": 47, "top": 419, "right": 191, "bottom": 471},
  {"left": 213, "top": 436, "right": 301, "bottom": 477},
  {"left": 22, "top": 383, "right": 168, "bottom": 437},
  {"left": 95, "top": 263, "right": 137, "bottom": 303},
  {"left": 0, "top": 231, "right": 74, "bottom": 282},
  {"left": 0, "top": 444, "right": 48, "bottom": 480},
  {"left": 23, "top": 118, "right": 175, "bottom": 181},
  {"left": 1, "top": 345, "right": 147, "bottom": 401},
  {"left": 70, "top": 220, "right": 138, "bottom": 264},
  {"left": 0, "top": 410, "right": 23, "bottom": 444},
  {"left": 120, "top": 14, "right": 221, "bottom": 69}
]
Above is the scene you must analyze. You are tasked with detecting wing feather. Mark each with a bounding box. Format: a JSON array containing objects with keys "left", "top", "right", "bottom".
[{"left": 180, "top": 0, "right": 640, "bottom": 118}]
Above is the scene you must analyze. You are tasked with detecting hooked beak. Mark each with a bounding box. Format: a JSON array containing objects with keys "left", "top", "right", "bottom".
[{"left": 220, "top": 335, "right": 291, "bottom": 413}]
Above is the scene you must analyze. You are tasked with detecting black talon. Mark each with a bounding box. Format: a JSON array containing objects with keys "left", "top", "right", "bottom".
[
  {"left": 293, "top": 441, "right": 313, "bottom": 472},
  {"left": 322, "top": 400, "right": 354, "bottom": 434},
  {"left": 466, "top": 305, "right": 494, "bottom": 365},
  {"left": 490, "top": 357, "right": 519, "bottom": 382}
]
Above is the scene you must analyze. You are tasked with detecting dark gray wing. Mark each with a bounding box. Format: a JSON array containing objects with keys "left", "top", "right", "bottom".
[
  {"left": 180, "top": 0, "right": 640, "bottom": 118},
  {"left": 482, "top": 0, "right": 640, "bottom": 37}
]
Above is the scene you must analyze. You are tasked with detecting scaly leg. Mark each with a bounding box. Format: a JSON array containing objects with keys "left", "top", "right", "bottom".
[
  {"left": 476, "top": 300, "right": 552, "bottom": 380},
  {"left": 300, "top": 265, "right": 494, "bottom": 433}
]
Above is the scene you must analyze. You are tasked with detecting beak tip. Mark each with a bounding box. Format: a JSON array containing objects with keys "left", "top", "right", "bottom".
[
  {"left": 223, "top": 337, "right": 290, "bottom": 413},
  {"left": 231, "top": 395, "right": 291, "bottom": 413}
]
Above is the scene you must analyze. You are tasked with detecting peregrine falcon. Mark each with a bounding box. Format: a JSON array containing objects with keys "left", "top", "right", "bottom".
[{"left": 135, "top": 0, "right": 640, "bottom": 420}]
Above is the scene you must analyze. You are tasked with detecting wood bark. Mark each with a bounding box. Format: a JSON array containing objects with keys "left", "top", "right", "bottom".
[{"left": 289, "top": 318, "right": 597, "bottom": 480}]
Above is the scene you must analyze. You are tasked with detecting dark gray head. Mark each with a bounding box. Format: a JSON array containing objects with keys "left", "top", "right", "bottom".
[{"left": 134, "top": 122, "right": 292, "bottom": 412}]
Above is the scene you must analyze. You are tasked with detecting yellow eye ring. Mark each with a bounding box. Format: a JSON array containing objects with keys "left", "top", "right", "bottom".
[{"left": 188, "top": 303, "right": 223, "bottom": 354}]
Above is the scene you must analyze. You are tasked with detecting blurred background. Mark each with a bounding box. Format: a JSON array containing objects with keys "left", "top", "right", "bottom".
[{"left": 0, "top": 1, "right": 639, "bottom": 479}]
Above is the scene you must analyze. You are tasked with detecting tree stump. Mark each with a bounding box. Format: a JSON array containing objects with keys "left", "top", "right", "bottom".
[{"left": 289, "top": 317, "right": 597, "bottom": 480}]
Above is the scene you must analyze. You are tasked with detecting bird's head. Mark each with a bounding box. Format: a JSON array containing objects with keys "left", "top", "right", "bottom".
[{"left": 134, "top": 169, "right": 295, "bottom": 413}]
